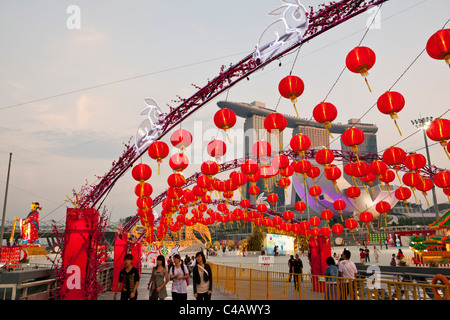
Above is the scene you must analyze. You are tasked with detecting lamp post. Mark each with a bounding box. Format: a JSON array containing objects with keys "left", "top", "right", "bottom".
[
  {"left": 0, "top": 153, "right": 12, "bottom": 252},
  {"left": 411, "top": 117, "right": 440, "bottom": 219}
]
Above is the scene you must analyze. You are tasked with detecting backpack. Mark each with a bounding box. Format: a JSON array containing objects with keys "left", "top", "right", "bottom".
[{"left": 170, "top": 262, "right": 189, "bottom": 286}]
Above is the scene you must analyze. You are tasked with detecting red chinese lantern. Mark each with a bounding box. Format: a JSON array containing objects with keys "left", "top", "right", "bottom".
[
  {"left": 262, "top": 217, "right": 273, "bottom": 227},
  {"left": 333, "top": 199, "right": 346, "bottom": 222},
  {"left": 207, "top": 139, "right": 227, "bottom": 161},
  {"left": 291, "top": 223, "right": 301, "bottom": 234},
  {"left": 272, "top": 216, "right": 283, "bottom": 226},
  {"left": 378, "top": 170, "right": 396, "bottom": 195},
  {"left": 383, "top": 146, "right": 406, "bottom": 183},
  {"left": 248, "top": 185, "right": 260, "bottom": 199},
  {"left": 148, "top": 140, "right": 169, "bottom": 175},
  {"left": 280, "top": 165, "right": 294, "bottom": 177},
  {"left": 292, "top": 159, "right": 311, "bottom": 180},
  {"left": 315, "top": 148, "right": 334, "bottom": 169},
  {"left": 313, "top": 102, "right": 337, "bottom": 138},
  {"left": 426, "top": 118, "right": 450, "bottom": 160},
  {"left": 135, "top": 182, "right": 153, "bottom": 198},
  {"left": 309, "top": 216, "right": 321, "bottom": 228},
  {"left": 264, "top": 113, "right": 287, "bottom": 149},
  {"left": 214, "top": 108, "right": 237, "bottom": 131},
  {"left": 375, "top": 201, "right": 391, "bottom": 227},
  {"left": 231, "top": 172, "right": 248, "bottom": 198},
  {"left": 267, "top": 193, "right": 279, "bottom": 206},
  {"left": 344, "top": 162, "right": 358, "bottom": 186},
  {"left": 252, "top": 141, "right": 272, "bottom": 160},
  {"left": 300, "top": 220, "right": 310, "bottom": 231},
  {"left": 395, "top": 187, "right": 412, "bottom": 213},
  {"left": 136, "top": 197, "right": 153, "bottom": 210},
  {"left": 283, "top": 210, "right": 294, "bottom": 222},
  {"left": 402, "top": 172, "right": 421, "bottom": 202},
  {"left": 271, "top": 154, "right": 290, "bottom": 171},
  {"left": 201, "top": 160, "right": 220, "bottom": 177},
  {"left": 170, "top": 128, "right": 192, "bottom": 150},
  {"left": 259, "top": 165, "right": 277, "bottom": 192},
  {"left": 377, "top": 91, "right": 405, "bottom": 135},
  {"left": 359, "top": 211, "right": 373, "bottom": 232},
  {"left": 369, "top": 160, "right": 387, "bottom": 183},
  {"left": 346, "top": 186, "right": 361, "bottom": 209},
  {"left": 331, "top": 223, "right": 344, "bottom": 237},
  {"left": 309, "top": 185, "right": 322, "bottom": 206},
  {"left": 320, "top": 209, "right": 333, "bottom": 224},
  {"left": 278, "top": 75, "right": 305, "bottom": 117},
  {"left": 167, "top": 173, "right": 186, "bottom": 188},
  {"left": 167, "top": 187, "right": 183, "bottom": 200},
  {"left": 320, "top": 226, "right": 331, "bottom": 237},
  {"left": 307, "top": 165, "right": 321, "bottom": 185},
  {"left": 290, "top": 134, "right": 311, "bottom": 158},
  {"left": 416, "top": 177, "right": 434, "bottom": 206},
  {"left": 426, "top": 29, "right": 450, "bottom": 66},
  {"left": 342, "top": 127, "right": 365, "bottom": 163},
  {"left": 295, "top": 201, "right": 306, "bottom": 220},
  {"left": 169, "top": 153, "right": 189, "bottom": 173},
  {"left": 257, "top": 203, "right": 268, "bottom": 214},
  {"left": 345, "top": 46, "right": 376, "bottom": 92},
  {"left": 404, "top": 152, "right": 427, "bottom": 172},
  {"left": 241, "top": 159, "right": 259, "bottom": 176},
  {"left": 132, "top": 163, "right": 152, "bottom": 183},
  {"left": 278, "top": 177, "right": 291, "bottom": 192},
  {"left": 324, "top": 164, "right": 342, "bottom": 193},
  {"left": 434, "top": 171, "right": 450, "bottom": 203},
  {"left": 345, "top": 218, "right": 358, "bottom": 240}
]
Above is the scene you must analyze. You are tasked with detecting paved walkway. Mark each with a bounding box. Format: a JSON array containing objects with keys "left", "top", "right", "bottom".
[{"left": 98, "top": 271, "right": 241, "bottom": 301}]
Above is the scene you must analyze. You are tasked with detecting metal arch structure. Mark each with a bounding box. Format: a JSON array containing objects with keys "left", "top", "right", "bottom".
[
  {"left": 123, "top": 147, "right": 445, "bottom": 241},
  {"left": 74, "top": 0, "right": 393, "bottom": 212}
]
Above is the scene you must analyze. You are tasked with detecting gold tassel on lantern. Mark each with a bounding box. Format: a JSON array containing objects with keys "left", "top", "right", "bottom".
[{"left": 290, "top": 97, "right": 299, "bottom": 117}]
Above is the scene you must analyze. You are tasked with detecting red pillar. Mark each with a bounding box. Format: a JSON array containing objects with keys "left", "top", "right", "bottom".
[
  {"left": 60, "top": 208, "right": 99, "bottom": 300},
  {"left": 131, "top": 242, "right": 142, "bottom": 275},
  {"left": 112, "top": 233, "right": 128, "bottom": 292}
]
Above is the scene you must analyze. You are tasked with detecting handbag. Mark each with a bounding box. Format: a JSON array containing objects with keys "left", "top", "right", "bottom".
[
  {"left": 149, "top": 280, "right": 158, "bottom": 300},
  {"left": 149, "top": 269, "right": 159, "bottom": 300}
]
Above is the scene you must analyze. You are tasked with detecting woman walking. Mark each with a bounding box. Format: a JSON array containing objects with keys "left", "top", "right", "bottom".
[
  {"left": 148, "top": 255, "right": 169, "bottom": 300},
  {"left": 169, "top": 254, "right": 189, "bottom": 300},
  {"left": 192, "top": 251, "right": 213, "bottom": 300}
]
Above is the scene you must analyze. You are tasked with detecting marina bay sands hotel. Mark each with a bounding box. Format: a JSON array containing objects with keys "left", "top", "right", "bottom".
[{"left": 217, "top": 100, "right": 379, "bottom": 204}]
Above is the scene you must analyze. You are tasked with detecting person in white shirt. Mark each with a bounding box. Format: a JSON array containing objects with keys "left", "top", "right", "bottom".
[
  {"left": 169, "top": 254, "right": 189, "bottom": 300},
  {"left": 338, "top": 249, "right": 358, "bottom": 300}
]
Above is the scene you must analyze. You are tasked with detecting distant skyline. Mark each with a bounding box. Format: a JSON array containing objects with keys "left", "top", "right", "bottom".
[{"left": 0, "top": 0, "right": 449, "bottom": 226}]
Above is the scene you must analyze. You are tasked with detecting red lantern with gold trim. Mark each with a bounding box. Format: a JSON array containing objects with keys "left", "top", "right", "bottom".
[
  {"left": 315, "top": 148, "right": 334, "bottom": 169},
  {"left": 264, "top": 113, "right": 287, "bottom": 149},
  {"left": 207, "top": 139, "right": 227, "bottom": 161},
  {"left": 252, "top": 141, "right": 272, "bottom": 161},
  {"left": 132, "top": 163, "right": 152, "bottom": 183},
  {"left": 169, "top": 153, "right": 189, "bottom": 173},
  {"left": 375, "top": 201, "right": 391, "bottom": 227},
  {"left": 278, "top": 75, "right": 305, "bottom": 117},
  {"left": 426, "top": 118, "right": 450, "bottom": 160},
  {"left": 214, "top": 108, "right": 237, "bottom": 131},
  {"left": 426, "top": 29, "right": 450, "bottom": 66},
  {"left": 320, "top": 209, "right": 333, "bottom": 224},
  {"left": 377, "top": 91, "right": 405, "bottom": 135},
  {"left": 345, "top": 46, "right": 376, "bottom": 92},
  {"left": 313, "top": 102, "right": 337, "bottom": 138},
  {"left": 170, "top": 128, "right": 192, "bottom": 150},
  {"left": 290, "top": 134, "right": 311, "bottom": 158},
  {"left": 148, "top": 140, "right": 169, "bottom": 175},
  {"left": 359, "top": 211, "right": 373, "bottom": 233},
  {"left": 333, "top": 199, "right": 346, "bottom": 222},
  {"left": 395, "top": 187, "right": 412, "bottom": 213},
  {"left": 416, "top": 177, "right": 434, "bottom": 206},
  {"left": 342, "top": 127, "right": 365, "bottom": 163},
  {"left": 324, "top": 164, "right": 341, "bottom": 193},
  {"left": 332, "top": 223, "right": 344, "bottom": 237}
]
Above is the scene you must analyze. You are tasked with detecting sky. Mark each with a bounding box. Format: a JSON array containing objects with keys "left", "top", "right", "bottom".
[{"left": 0, "top": 0, "right": 449, "bottom": 227}]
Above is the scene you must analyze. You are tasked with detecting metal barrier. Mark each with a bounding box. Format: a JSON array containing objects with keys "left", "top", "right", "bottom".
[{"left": 209, "top": 262, "right": 450, "bottom": 300}]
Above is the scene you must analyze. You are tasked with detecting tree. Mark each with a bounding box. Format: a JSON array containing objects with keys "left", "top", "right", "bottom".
[{"left": 246, "top": 226, "right": 266, "bottom": 251}]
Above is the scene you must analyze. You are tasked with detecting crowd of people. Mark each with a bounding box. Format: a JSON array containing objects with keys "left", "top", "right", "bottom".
[{"left": 113, "top": 251, "right": 213, "bottom": 301}]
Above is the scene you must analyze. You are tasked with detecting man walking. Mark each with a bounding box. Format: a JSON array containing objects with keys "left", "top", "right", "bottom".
[
  {"left": 114, "top": 253, "right": 140, "bottom": 300},
  {"left": 291, "top": 254, "right": 303, "bottom": 290}
]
